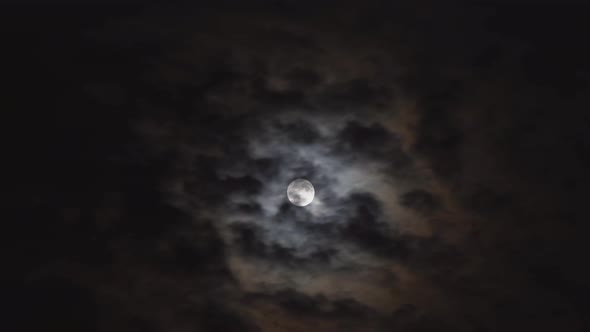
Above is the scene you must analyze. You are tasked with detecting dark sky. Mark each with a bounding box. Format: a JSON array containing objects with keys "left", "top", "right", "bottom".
[{"left": 5, "top": 2, "right": 590, "bottom": 332}]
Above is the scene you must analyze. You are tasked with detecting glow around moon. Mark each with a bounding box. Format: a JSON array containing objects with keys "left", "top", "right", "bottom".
[{"left": 287, "top": 179, "right": 315, "bottom": 206}]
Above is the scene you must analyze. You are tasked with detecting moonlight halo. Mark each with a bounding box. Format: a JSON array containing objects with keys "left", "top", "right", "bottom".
[{"left": 287, "top": 179, "right": 315, "bottom": 207}]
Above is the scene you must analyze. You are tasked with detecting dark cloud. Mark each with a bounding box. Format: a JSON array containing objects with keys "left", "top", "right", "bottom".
[
  {"left": 7, "top": 3, "right": 590, "bottom": 332},
  {"left": 283, "top": 67, "right": 323, "bottom": 89},
  {"left": 337, "top": 122, "right": 392, "bottom": 158},
  {"left": 382, "top": 303, "right": 471, "bottom": 332},
  {"left": 339, "top": 193, "right": 407, "bottom": 258},
  {"left": 400, "top": 189, "right": 441, "bottom": 215},
  {"left": 198, "top": 302, "right": 261, "bottom": 332},
  {"left": 245, "top": 289, "right": 375, "bottom": 319},
  {"left": 275, "top": 119, "right": 321, "bottom": 144},
  {"left": 412, "top": 106, "right": 464, "bottom": 178},
  {"left": 462, "top": 186, "right": 512, "bottom": 216},
  {"left": 317, "top": 79, "right": 393, "bottom": 109},
  {"left": 232, "top": 221, "right": 338, "bottom": 265}
]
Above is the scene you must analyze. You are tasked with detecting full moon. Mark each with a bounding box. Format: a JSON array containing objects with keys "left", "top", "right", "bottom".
[{"left": 287, "top": 179, "right": 315, "bottom": 207}]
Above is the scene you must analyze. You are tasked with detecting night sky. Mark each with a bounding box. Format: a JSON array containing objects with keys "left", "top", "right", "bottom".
[{"left": 5, "top": 2, "right": 590, "bottom": 331}]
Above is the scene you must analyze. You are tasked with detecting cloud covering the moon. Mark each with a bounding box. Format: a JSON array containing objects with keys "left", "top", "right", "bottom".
[
  {"left": 287, "top": 179, "right": 314, "bottom": 206},
  {"left": 9, "top": 3, "right": 590, "bottom": 332},
  {"left": 124, "top": 7, "right": 484, "bottom": 327}
]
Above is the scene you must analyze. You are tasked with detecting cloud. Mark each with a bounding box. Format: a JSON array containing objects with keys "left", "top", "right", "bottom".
[
  {"left": 244, "top": 289, "right": 375, "bottom": 319},
  {"left": 197, "top": 302, "right": 262, "bottom": 332},
  {"left": 230, "top": 222, "right": 337, "bottom": 266},
  {"left": 14, "top": 3, "right": 590, "bottom": 332},
  {"left": 118, "top": 7, "right": 471, "bottom": 328},
  {"left": 399, "top": 189, "right": 441, "bottom": 215}
]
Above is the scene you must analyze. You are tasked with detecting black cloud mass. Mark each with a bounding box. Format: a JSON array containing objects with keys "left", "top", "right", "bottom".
[{"left": 5, "top": 2, "right": 590, "bottom": 332}]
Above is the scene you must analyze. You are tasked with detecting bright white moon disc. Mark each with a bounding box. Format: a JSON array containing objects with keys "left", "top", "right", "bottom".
[{"left": 287, "top": 179, "right": 315, "bottom": 207}]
